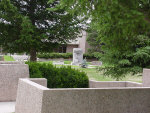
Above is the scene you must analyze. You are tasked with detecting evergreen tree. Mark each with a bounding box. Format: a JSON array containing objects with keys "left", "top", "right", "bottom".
[
  {"left": 0, "top": 0, "right": 83, "bottom": 61},
  {"left": 55, "top": 0, "right": 150, "bottom": 79},
  {"left": 87, "top": 28, "right": 103, "bottom": 54}
]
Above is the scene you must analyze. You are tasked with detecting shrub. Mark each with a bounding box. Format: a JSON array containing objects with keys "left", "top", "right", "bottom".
[
  {"left": 0, "top": 56, "right": 3, "bottom": 61},
  {"left": 26, "top": 62, "right": 89, "bottom": 88},
  {"left": 27, "top": 62, "right": 43, "bottom": 78},
  {"left": 37, "top": 53, "right": 72, "bottom": 59},
  {"left": 37, "top": 52, "right": 97, "bottom": 59},
  {"left": 83, "top": 53, "right": 96, "bottom": 59}
]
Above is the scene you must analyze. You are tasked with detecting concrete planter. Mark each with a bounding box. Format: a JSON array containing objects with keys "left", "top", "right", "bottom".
[{"left": 15, "top": 69, "right": 150, "bottom": 113}]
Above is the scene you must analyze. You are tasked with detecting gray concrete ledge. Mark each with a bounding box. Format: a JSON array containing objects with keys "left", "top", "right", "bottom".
[
  {"left": 0, "top": 61, "right": 25, "bottom": 64},
  {"left": 0, "top": 64, "right": 29, "bottom": 101},
  {"left": 15, "top": 78, "right": 150, "bottom": 113},
  {"left": 89, "top": 80, "right": 143, "bottom": 88}
]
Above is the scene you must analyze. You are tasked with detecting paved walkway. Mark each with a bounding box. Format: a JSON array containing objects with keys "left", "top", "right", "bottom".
[
  {"left": 11, "top": 55, "right": 29, "bottom": 61},
  {"left": 0, "top": 102, "right": 15, "bottom": 113}
]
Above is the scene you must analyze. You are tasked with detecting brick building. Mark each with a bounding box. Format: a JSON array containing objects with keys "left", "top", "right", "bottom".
[{"left": 56, "top": 31, "right": 91, "bottom": 53}]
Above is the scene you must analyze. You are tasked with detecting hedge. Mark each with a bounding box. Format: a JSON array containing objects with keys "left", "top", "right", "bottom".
[
  {"left": 26, "top": 62, "right": 89, "bottom": 88},
  {"left": 37, "top": 53, "right": 96, "bottom": 59}
]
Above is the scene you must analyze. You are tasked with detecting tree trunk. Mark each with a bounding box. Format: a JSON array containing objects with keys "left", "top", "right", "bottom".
[{"left": 30, "top": 48, "right": 37, "bottom": 62}]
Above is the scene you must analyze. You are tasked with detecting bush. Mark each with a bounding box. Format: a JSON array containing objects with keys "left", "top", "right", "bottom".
[
  {"left": 83, "top": 53, "right": 96, "bottom": 59},
  {"left": 26, "top": 62, "right": 89, "bottom": 88},
  {"left": 37, "top": 52, "right": 97, "bottom": 59},
  {"left": 37, "top": 53, "right": 72, "bottom": 59}
]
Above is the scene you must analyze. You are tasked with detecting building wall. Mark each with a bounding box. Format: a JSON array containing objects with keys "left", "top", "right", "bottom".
[
  {"left": 54, "top": 31, "right": 91, "bottom": 53},
  {"left": 66, "top": 45, "right": 78, "bottom": 53},
  {"left": 78, "top": 31, "right": 91, "bottom": 53},
  {"left": 78, "top": 31, "right": 87, "bottom": 53}
]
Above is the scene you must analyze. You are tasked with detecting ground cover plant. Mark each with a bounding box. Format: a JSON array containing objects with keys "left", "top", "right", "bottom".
[{"left": 26, "top": 62, "right": 89, "bottom": 88}]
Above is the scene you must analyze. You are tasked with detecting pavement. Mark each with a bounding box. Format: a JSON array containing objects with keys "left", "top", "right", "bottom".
[
  {"left": 0, "top": 102, "right": 15, "bottom": 113},
  {"left": 11, "top": 55, "right": 29, "bottom": 61}
]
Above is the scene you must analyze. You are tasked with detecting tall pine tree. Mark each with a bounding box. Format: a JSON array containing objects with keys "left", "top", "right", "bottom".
[
  {"left": 0, "top": 0, "right": 83, "bottom": 61},
  {"left": 55, "top": 0, "right": 150, "bottom": 79}
]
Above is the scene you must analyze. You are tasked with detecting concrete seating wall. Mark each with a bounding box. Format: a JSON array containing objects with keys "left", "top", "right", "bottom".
[
  {"left": 15, "top": 79, "right": 48, "bottom": 113},
  {"left": 15, "top": 69, "right": 150, "bottom": 113},
  {"left": 0, "top": 61, "right": 25, "bottom": 64},
  {"left": 89, "top": 80, "right": 143, "bottom": 88},
  {"left": 126, "top": 81, "right": 143, "bottom": 87},
  {"left": 0, "top": 63, "right": 29, "bottom": 101},
  {"left": 15, "top": 78, "right": 150, "bottom": 113}
]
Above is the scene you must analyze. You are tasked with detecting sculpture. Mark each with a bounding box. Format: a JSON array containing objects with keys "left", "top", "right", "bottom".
[{"left": 72, "top": 48, "right": 83, "bottom": 65}]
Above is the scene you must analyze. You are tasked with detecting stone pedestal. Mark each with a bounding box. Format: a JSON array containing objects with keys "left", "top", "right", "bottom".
[{"left": 72, "top": 48, "right": 83, "bottom": 65}]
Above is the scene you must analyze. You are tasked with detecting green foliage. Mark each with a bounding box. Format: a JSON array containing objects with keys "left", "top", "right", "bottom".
[
  {"left": 53, "top": 0, "right": 150, "bottom": 80},
  {"left": 37, "top": 53, "right": 72, "bottom": 59},
  {"left": 0, "top": 0, "right": 84, "bottom": 61},
  {"left": 87, "top": 28, "right": 103, "bottom": 54},
  {"left": 37, "top": 52, "right": 97, "bottom": 59},
  {"left": 27, "top": 62, "right": 43, "bottom": 78},
  {"left": 64, "top": 61, "right": 71, "bottom": 64},
  {"left": 83, "top": 53, "right": 97, "bottom": 59},
  {"left": 26, "top": 62, "right": 89, "bottom": 88}
]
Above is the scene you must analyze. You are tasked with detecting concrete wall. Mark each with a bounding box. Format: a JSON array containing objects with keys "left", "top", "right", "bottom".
[
  {"left": 42, "top": 88, "right": 150, "bottom": 113},
  {"left": 15, "top": 79, "right": 150, "bottom": 113},
  {"left": 143, "top": 68, "right": 150, "bottom": 87},
  {"left": 29, "top": 78, "right": 47, "bottom": 87},
  {"left": 15, "top": 69, "right": 150, "bottom": 113},
  {"left": 126, "top": 81, "right": 142, "bottom": 87},
  {"left": 89, "top": 80, "right": 126, "bottom": 88},
  {"left": 89, "top": 80, "right": 143, "bottom": 88},
  {"left": 0, "top": 64, "right": 29, "bottom": 101},
  {"left": 15, "top": 79, "right": 48, "bottom": 113},
  {"left": 0, "top": 61, "right": 25, "bottom": 64}
]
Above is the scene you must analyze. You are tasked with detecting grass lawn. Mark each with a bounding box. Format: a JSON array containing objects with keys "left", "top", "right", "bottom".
[
  {"left": 4, "top": 55, "right": 15, "bottom": 61},
  {"left": 80, "top": 68, "right": 142, "bottom": 83},
  {"left": 38, "top": 61, "right": 142, "bottom": 83},
  {"left": 64, "top": 61, "right": 71, "bottom": 64},
  {"left": 55, "top": 64, "right": 142, "bottom": 83}
]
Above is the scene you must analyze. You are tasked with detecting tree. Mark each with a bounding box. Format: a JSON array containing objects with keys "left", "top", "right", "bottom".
[
  {"left": 86, "top": 28, "right": 103, "bottom": 53},
  {"left": 55, "top": 0, "right": 150, "bottom": 79},
  {"left": 0, "top": 0, "right": 83, "bottom": 61}
]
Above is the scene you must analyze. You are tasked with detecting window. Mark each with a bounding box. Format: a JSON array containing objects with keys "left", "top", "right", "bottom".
[{"left": 59, "top": 46, "right": 66, "bottom": 53}]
